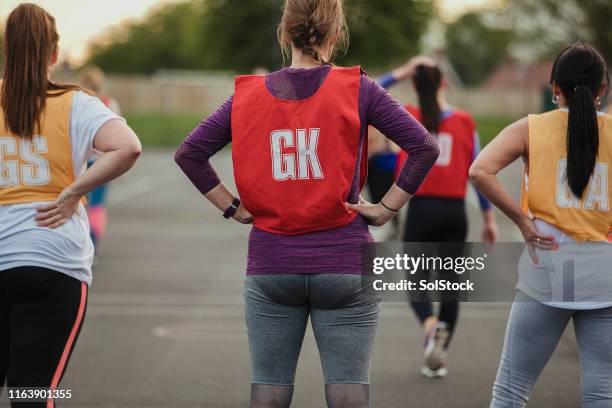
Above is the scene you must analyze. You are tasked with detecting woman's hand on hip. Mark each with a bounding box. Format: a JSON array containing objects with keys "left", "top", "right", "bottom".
[
  {"left": 346, "top": 197, "right": 397, "bottom": 227},
  {"left": 35, "top": 187, "right": 82, "bottom": 229},
  {"left": 233, "top": 204, "right": 253, "bottom": 224},
  {"left": 517, "top": 217, "right": 558, "bottom": 264}
]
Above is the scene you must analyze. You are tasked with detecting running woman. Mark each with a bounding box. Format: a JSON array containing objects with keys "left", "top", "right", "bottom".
[
  {"left": 0, "top": 4, "right": 141, "bottom": 407},
  {"left": 378, "top": 56, "right": 499, "bottom": 378},
  {"left": 175, "top": 0, "right": 439, "bottom": 405},
  {"left": 80, "top": 66, "right": 123, "bottom": 249},
  {"left": 470, "top": 42, "right": 612, "bottom": 407}
]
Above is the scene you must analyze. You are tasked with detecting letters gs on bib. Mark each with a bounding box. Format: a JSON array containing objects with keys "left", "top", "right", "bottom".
[
  {"left": 271, "top": 128, "right": 324, "bottom": 181},
  {"left": 0, "top": 136, "right": 50, "bottom": 187}
]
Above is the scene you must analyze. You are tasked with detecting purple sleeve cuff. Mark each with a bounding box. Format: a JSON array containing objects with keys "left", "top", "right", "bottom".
[
  {"left": 360, "top": 77, "right": 439, "bottom": 194},
  {"left": 175, "top": 96, "right": 233, "bottom": 195}
]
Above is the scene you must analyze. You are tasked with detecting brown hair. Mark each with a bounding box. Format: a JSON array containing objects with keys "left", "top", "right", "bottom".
[
  {"left": 1, "top": 3, "right": 81, "bottom": 138},
  {"left": 277, "top": 0, "right": 348, "bottom": 64}
]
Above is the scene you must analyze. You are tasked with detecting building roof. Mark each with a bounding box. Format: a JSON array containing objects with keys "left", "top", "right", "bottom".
[{"left": 482, "top": 58, "right": 553, "bottom": 90}]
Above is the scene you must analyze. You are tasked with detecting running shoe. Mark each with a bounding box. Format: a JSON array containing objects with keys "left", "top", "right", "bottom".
[
  {"left": 421, "top": 365, "right": 448, "bottom": 379},
  {"left": 422, "top": 322, "right": 449, "bottom": 378}
]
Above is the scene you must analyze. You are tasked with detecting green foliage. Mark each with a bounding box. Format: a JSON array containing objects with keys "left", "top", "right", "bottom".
[
  {"left": 124, "top": 112, "right": 205, "bottom": 147},
  {"left": 445, "top": 11, "right": 511, "bottom": 86},
  {"left": 199, "top": 0, "right": 284, "bottom": 72},
  {"left": 506, "top": 0, "right": 612, "bottom": 66},
  {"left": 86, "top": 0, "right": 433, "bottom": 74},
  {"left": 88, "top": 2, "right": 207, "bottom": 74},
  {"left": 340, "top": 0, "right": 433, "bottom": 69},
  {"left": 474, "top": 115, "right": 516, "bottom": 146},
  {"left": 123, "top": 110, "right": 513, "bottom": 148}
]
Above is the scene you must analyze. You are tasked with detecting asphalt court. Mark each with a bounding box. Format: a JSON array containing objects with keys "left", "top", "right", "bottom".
[{"left": 1, "top": 150, "right": 581, "bottom": 407}]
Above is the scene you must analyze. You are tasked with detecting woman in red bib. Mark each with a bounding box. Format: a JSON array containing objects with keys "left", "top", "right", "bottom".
[
  {"left": 379, "top": 57, "right": 498, "bottom": 378},
  {"left": 176, "top": 0, "right": 439, "bottom": 406}
]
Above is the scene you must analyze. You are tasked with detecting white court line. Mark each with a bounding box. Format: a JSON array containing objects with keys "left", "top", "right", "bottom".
[
  {"left": 87, "top": 305, "right": 513, "bottom": 318},
  {"left": 108, "top": 176, "right": 156, "bottom": 204},
  {"left": 89, "top": 293, "right": 514, "bottom": 309},
  {"left": 86, "top": 297, "right": 512, "bottom": 318}
]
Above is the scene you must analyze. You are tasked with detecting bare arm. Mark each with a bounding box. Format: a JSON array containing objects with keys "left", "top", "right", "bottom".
[
  {"left": 36, "top": 119, "right": 141, "bottom": 228},
  {"left": 75, "top": 119, "right": 141, "bottom": 195},
  {"left": 377, "top": 56, "right": 436, "bottom": 89},
  {"left": 469, "top": 117, "right": 557, "bottom": 261},
  {"left": 202, "top": 182, "right": 252, "bottom": 224},
  {"left": 469, "top": 118, "right": 528, "bottom": 225}
]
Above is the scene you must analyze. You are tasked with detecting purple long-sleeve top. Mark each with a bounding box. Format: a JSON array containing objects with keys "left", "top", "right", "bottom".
[{"left": 176, "top": 65, "right": 439, "bottom": 275}]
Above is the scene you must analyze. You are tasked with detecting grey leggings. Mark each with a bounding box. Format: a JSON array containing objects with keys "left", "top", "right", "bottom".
[
  {"left": 491, "top": 291, "right": 612, "bottom": 408},
  {"left": 244, "top": 274, "right": 381, "bottom": 385}
]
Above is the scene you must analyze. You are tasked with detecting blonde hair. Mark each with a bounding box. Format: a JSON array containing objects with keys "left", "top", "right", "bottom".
[{"left": 277, "top": 0, "right": 348, "bottom": 64}]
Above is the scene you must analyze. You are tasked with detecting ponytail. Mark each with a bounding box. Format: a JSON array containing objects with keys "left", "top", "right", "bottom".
[
  {"left": 566, "top": 79, "right": 599, "bottom": 198},
  {"left": 413, "top": 64, "right": 442, "bottom": 133},
  {"left": 1, "top": 3, "right": 81, "bottom": 138},
  {"left": 550, "top": 42, "right": 609, "bottom": 199}
]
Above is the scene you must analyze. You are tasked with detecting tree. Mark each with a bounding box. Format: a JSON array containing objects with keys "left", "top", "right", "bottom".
[
  {"left": 198, "top": 0, "right": 284, "bottom": 72},
  {"left": 505, "top": 0, "right": 612, "bottom": 65},
  {"left": 88, "top": 1, "right": 207, "bottom": 74},
  {"left": 445, "top": 11, "right": 512, "bottom": 86},
  {"left": 340, "top": 0, "right": 433, "bottom": 68},
  {"left": 200, "top": 0, "right": 433, "bottom": 71},
  {"left": 86, "top": 0, "right": 434, "bottom": 74}
]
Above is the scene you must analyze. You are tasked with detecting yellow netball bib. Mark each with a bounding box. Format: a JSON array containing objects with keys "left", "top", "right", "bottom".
[
  {"left": 0, "top": 91, "right": 76, "bottom": 204},
  {"left": 521, "top": 109, "right": 612, "bottom": 242}
]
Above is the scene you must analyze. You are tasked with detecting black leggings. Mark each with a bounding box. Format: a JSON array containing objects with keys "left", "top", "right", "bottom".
[
  {"left": 0, "top": 267, "right": 88, "bottom": 407},
  {"left": 403, "top": 197, "right": 468, "bottom": 346}
]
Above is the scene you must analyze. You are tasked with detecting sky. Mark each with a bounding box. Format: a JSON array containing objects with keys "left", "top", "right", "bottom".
[
  {"left": 438, "top": 0, "right": 500, "bottom": 21},
  {"left": 0, "top": 0, "right": 184, "bottom": 63},
  {"left": 0, "top": 0, "right": 496, "bottom": 65}
]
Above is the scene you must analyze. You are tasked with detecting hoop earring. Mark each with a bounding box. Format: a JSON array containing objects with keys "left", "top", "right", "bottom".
[
  {"left": 596, "top": 96, "right": 601, "bottom": 107},
  {"left": 552, "top": 94, "right": 559, "bottom": 105}
]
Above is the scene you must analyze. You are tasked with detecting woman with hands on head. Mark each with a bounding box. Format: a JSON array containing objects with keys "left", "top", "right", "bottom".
[
  {"left": 470, "top": 42, "right": 612, "bottom": 407},
  {"left": 175, "top": 0, "right": 438, "bottom": 406},
  {"left": 0, "top": 4, "right": 141, "bottom": 407},
  {"left": 377, "top": 55, "right": 498, "bottom": 378}
]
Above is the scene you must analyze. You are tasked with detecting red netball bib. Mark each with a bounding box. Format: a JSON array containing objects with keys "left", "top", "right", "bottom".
[
  {"left": 396, "top": 105, "right": 474, "bottom": 199},
  {"left": 231, "top": 66, "right": 364, "bottom": 235}
]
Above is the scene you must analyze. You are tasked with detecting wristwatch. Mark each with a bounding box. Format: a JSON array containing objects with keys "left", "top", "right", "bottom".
[{"left": 223, "top": 197, "right": 241, "bottom": 219}]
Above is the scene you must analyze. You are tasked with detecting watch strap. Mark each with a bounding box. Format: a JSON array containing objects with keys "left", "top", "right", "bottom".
[{"left": 223, "top": 198, "right": 241, "bottom": 219}]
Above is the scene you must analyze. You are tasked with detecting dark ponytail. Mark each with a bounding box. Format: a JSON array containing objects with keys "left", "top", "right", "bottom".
[
  {"left": 567, "top": 79, "right": 599, "bottom": 198},
  {"left": 550, "top": 42, "right": 609, "bottom": 198},
  {"left": 413, "top": 64, "right": 442, "bottom": 133}
]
